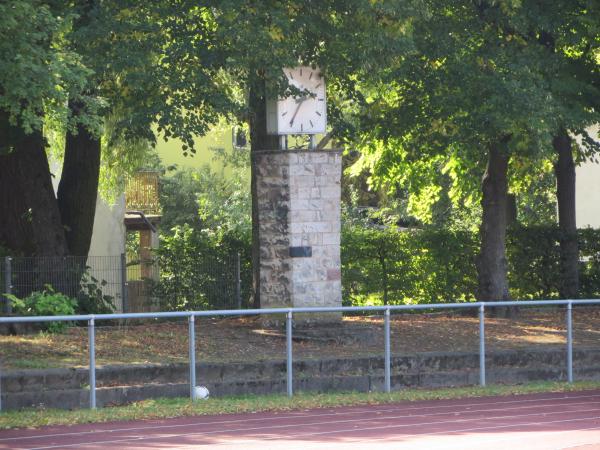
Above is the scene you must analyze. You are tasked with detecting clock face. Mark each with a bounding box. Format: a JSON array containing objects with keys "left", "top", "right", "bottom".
[{"left": 276, "top": 66, "right": 326, "bottom": 135}]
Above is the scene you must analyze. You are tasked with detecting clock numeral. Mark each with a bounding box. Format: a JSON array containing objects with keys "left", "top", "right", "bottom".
[
  {"left": 316, "top": 112, "right": 322, "bottom": 116},
  {"left": 309, "top": 120, "right": 314, "bottom": 127},
  {"left": 281, "top": 111, "right": 288, "bottom": 116},
  {"left": 309, "top": 71, "right": 313, "bottom": 80},
  {"left": 300, "top": 123, "right": 303, "bottom": 132}
]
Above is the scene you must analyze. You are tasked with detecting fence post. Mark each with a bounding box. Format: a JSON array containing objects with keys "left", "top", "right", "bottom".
[
  {"left": 235, "top": 252, "right": 241, "bottom": 309},
  {"left": 567, "top": 301, "right": 573, "bottom": 383},
  {"left": 286, "top": 311, "right": 293, "bottom": 397},
  {"left": 189, "top": 314, "right": 196, "bottom": 400},
  {"left": 88, "top": 317, "right": 97, "bottom": 409},
  {"left": 384, "top": 307, "right": 391, "bottom": 393},
  {"left": 479, "top": 304, "right": 486, "bottom": 387},
  {"left": 120, "top": 253, "right": 128, "bottom": 313},
  {"left": 4, "top": 257, "right": 11, "bottom": 314}
]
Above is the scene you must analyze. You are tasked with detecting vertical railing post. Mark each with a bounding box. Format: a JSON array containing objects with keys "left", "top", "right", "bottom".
[
  {"left": 4, "top": 257, "right": 12, "bottom": 314},
  {"left": 567, "top": 301, "right": 573, "bottom": 383},
  {"left": 88, "top": 317, "right": 96, "bottom": 409},
  {"left": 384, "top": 308, "right": 391, "bottom": 393},
  {"left": 120, "top": 253, "right": 128, "bottom": 313},
  {"left": 479, "top": 304, "right": 486, "bottom": 387},
  {"left": 286, "top": 311, "right": 293, "bottom": 397},
  {"left": 189, "top": 314, "right": 196, "bottom": 400},
  {"left": 235, "top": 252, "right": 241, "bottom": 309}
]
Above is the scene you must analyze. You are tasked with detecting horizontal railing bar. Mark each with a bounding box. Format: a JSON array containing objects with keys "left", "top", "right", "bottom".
[{"left": 1, "top": 299, "right": 600, "bottom": 324}]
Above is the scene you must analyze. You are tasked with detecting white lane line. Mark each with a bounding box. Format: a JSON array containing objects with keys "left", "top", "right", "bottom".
[
  {"left": 402, "top": 424, "right": 600, "bottom": 450},
  {"left": 20, "top": 405, "right": 600, "bottom": 449},
  {"left": 4, "top": 391, "right": 600, "bottom": 443},
  {"left": 4, "top": 398, "right": 599, "bottom": 444},
  {"left": 314, "top": 423, "right": 600, "bottom": 450},
  {"left": 211, "top": 416, "right": 600, "bottom": 449}
]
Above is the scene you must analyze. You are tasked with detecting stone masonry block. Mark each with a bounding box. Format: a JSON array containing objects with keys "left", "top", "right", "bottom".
[
  {"left": 296, "top": 187, "right": 312, "bottom": 199},
  {"left": 290, "top": 210, "right": 322, "bottom": 222},
  {"left": 306, "top": 153, "right": 329, "bottom": 164},
  {"left": 319, "top": 207, "right": 341, "bottom": 221},
  {"left": 291, "top": 175, "right": 316, "bottom": 187},
  {"left": 309, "top": 245, "right": 339, "bottom": 258},
  {"left": 287, "top": 153, "right": 299, "bottom": 164},
  {"left": 310, "top": 187, "right": 321, "bottom": 198},
  {"left": 290, "top": 221, "right": 332, "bottom": 234},
  {"left": 320, "top": 186, "right": 341, "bottom": 199},
  {"left": 290, "top": 199, "right": 322, "bottom": 210},
  {"left": 290, "top": 233, "right": 322, "bottom": 246},
  {"left": 290, "top": 164, "right": 315, "bottom": 176},
  {"left": 317, "top": 164, "right": 341, "bottom": 178}
]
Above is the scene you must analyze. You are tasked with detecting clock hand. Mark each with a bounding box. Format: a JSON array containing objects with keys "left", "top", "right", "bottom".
[{"left": 289, "top": 96, "right": 308, "bottom": 126}]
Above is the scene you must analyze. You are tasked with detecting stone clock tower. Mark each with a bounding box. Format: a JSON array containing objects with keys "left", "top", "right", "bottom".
[{"left": 258, "top": 66, "right": 342, "bottom": 318}]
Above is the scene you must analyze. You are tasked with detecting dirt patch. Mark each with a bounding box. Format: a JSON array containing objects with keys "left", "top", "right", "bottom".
[{"left": 1, "top": 308, "right": 599, "bottom": 370}]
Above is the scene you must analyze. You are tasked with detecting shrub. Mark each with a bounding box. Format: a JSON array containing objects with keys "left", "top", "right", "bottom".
[
  {"left": 342, "top": 224, "right": 478, "bottom": 305},
  {"left": 342, "top": 223, "right": 600, "bottom": 305},
  {"left": 153, "top": 225, "right": 251, "bottom": 310},
  {"left": 8, "top": 285, "right": 77, "bottom": 332},
  {"left": 76, "top": 271, "right": 116, "bottom": 315}
]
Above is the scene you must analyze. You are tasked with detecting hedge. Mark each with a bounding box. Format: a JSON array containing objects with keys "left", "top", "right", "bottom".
[
  {"left": 153, "top": 224, "right": 600, "bottom": 310},
  {"left": 341, "top": 224, "right": 600, "bottom": 305}
]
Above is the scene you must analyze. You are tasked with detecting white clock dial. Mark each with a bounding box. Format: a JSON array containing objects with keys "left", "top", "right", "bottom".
[{"left": 276, "top": 66, "right": 327, "bottom": 135}]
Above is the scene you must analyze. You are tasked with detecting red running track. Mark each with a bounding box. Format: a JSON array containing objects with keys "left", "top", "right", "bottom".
[{"left": 2, "top": 390, "right": 600, "bottom": 449}]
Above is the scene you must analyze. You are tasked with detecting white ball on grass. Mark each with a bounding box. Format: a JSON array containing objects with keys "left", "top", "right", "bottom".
[{"left": 194, "top": 386, "right": 210, "bottom": 400}]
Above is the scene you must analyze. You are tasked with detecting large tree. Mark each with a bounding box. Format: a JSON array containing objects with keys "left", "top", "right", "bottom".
[
  {"left": 527, "top": 0, "right": 600, "bottom": 299},
  {"left": 0, "top": 1, "right": 89, "bottom": 256},
  {"left": 340, "top": 0, "right": 600, "bottom": 303},
  {"left": 0, "top": 1, "right": 232, "bottom": 257}
]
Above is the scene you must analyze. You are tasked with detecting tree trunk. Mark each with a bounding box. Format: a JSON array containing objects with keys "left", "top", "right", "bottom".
[
  {"left": 554, "top": 130, "right": 579, "bottom": 299},
  {"left": 476, "top": 139, "right": 510, "bottom": 304},
  {"left": 0, "top": 113, "right": 68, "bottom": 257},
  {"left": 57, "top": 100, "right": 102, "bottom": 256},
  {"left": 248, "top": 76, "right": 280, "bottom": 308}
]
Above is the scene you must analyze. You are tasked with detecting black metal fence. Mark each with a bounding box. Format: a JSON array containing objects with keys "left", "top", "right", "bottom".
[{"left": 0, "top": 253, "right": 243, "bottom": 315}]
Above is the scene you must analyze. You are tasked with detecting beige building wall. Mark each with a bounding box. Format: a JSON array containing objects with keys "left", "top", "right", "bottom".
[
  {"left": 87, "top": 195, "right": 126, "bottom": 257},
  {"left": 576, "top": 126, "right": 600, "bottom": 229},
  {"left": 86, "top": 195, "right": 126, "bottom": 312},
  {"left": 50, "top": 159, "right": 126, "bottom": 311}
]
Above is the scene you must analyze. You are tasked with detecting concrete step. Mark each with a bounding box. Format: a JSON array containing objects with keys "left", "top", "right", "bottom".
[{"left": 2, "top": 348, "right": 600, "bottom": 410}]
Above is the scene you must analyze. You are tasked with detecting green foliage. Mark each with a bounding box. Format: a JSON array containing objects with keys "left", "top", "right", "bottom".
[
  {"left": 508, "top": 226, "right": 600, "bottom": 300},
  {"left": 153, "top": 225, "right": 251, "bottom": 310},
  {"left": 159, "top": 148, "right": 251, "bottom": 234},
  {"left": 8, "top": 286, "right": 76, "bottom": 333},
  {"left": 0, "top": 1, "right": 93, "bottom": 138},
  {"left": 579, "top": 228, "right": 600, "bottom": 299},
  {"left": 343, "top": 222, "right": 600, "bottom": 304},
  {"left": 76, "top": 272, "right": 115, "bottom": 315},
  {"left": 342, "top": 223, "right": 478, "bottom": 305},
  {"left": 338, "top": 0, "right": 600, "bottom": 227},
  {"left": 155, "top": 146, "right": 252, "bottom": 310}
]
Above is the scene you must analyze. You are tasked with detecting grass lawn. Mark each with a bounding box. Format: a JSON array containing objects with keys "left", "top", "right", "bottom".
[
  {"left": 1, "top": 308, "right": 599, "bottom": 370},
  {"left": 2, "top": 381, "right": 600, "bottom": 430}
]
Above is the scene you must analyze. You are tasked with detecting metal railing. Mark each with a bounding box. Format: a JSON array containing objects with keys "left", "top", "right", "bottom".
[{"left": 1, "top": 299, "right": 599, "bottom": 412}]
